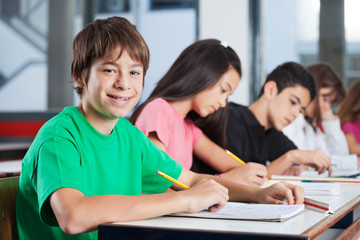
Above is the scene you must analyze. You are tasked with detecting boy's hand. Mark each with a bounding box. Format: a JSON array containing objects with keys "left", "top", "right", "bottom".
[
  {"left": 257, "top": 181, "right": 304, "bottom": 205},
  {"left": 295, "top": 150, "right": 331, "bottom": 175},
  {"left": 182, "top": 179, "right": 229, "bottom": 213},
  {"left": 220, "top": 162, "right": 267, "bottom": 186},
  {"left": 282, "top": 165, "right": 303, "bottom": 176}
]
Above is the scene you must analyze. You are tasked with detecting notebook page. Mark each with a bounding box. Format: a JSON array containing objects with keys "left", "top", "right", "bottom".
[{"left": 170, "top": 202, "right": 305, "bottom": 222}]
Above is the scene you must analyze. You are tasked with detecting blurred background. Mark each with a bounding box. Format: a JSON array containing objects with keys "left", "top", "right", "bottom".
[{"left": 0, "top": 0, "right": 359, "bottom": 112}]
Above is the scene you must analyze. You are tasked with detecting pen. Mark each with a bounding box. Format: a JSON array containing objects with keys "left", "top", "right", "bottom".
[
  {"left": 156, "top": 170, "right": 189, "bottom": 189},
  {"left": 225, "top": 149, "right": 270, "bottom": 183}
]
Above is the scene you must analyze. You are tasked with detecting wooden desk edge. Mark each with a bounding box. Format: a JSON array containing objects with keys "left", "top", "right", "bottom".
[
  {"left": 335, "top": 216, "right": 360, "bottom": 240},
  {"left": 302, "top": 194, "right": 360, "bottom": 239}
]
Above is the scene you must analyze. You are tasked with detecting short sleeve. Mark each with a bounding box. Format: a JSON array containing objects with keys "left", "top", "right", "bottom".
[
  {"left": 135, "top": 99, "right": 175, "bottom": 148},
  {"left": 266, "top": 130, "right": 297, "bottom": 161},
  {"left": 188, "top": 120, "right": 203, "bottom": 147},
  {"left": 133, "top": 127, "right": 183, "bottom": 194},
  {"left": 342, "top": 122, "right": 356, "bottom": 134},
  {"left": 37, "top": 137, "right": 84, "bottom": 226}
]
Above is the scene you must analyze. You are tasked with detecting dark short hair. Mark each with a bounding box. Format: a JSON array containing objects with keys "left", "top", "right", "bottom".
[
  {"left": 259, "top": 62, "right": 316, "bottom": 101},
  {"left": 71, "top": 16, "right": 149, "bottom": 96}
]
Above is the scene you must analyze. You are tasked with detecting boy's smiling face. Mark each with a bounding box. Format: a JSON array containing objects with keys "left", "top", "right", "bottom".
[
  {"left": 76, "top": 47, "right": 143, "bottom": 125},
  {"left": 268, "top": 84, "right": 311, "bottom": 130}
]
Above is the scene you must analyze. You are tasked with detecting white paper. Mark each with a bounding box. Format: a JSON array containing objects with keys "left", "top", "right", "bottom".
[{"left": 170, "top": 202, "right": 305, "bottom": 222}]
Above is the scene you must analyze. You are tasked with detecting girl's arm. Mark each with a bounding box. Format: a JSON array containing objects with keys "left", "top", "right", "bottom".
[
  {"left": 178, "top": 168, "right": 304, "bottom": 205},
  {"left": 149, "top": 131, "right": 267, "bottom": 186},
  {"left": 193, "top": 134, "right": 240, "bottom": 172},
  {"left": 193, "top": 134, "right": 268, "bottom": 185},
  {"left": 345, "top": 133, "right": 360, "bottom": 155},
  {"left": 148, "top": 132, "right": 167, "bottom": 152}
]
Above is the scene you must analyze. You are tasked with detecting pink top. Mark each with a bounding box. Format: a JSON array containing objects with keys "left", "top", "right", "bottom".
[
  {"left": 342, "top": 119, "right": 360, "bottom": 143},
  {"left": 135, "top": 98, "right": 203, "bottom": 169}
]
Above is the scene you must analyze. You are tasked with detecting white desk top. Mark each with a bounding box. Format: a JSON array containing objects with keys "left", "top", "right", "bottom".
[
  {"left": 0, "top": 159, "right": 22, "bottom": 172},
  {"left": 108, "top": 183, "right": 360, "bottom": 238}
]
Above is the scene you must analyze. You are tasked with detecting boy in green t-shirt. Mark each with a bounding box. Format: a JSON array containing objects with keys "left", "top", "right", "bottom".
[{"left": 16, "top": 16, "right": 304, "bottom": 240}]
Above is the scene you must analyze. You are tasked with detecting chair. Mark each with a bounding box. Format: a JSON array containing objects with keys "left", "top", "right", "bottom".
[{"left": 0, "top": 176, "right": 20, "bottom": 240}]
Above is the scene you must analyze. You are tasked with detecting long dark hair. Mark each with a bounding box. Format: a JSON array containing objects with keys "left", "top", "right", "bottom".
[{"left": 130, "top": 39, "right": 241, "bottom": 146}]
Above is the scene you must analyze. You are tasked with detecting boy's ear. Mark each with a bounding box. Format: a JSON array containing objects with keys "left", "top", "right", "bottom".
[
  {"left": 263, "top": 80, "right": 278, "bottom": 99},
  {"left": 73, "top": 75, "right": 85, "bottom": 88}
]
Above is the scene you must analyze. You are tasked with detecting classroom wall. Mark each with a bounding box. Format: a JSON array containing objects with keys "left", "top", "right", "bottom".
[
  {"left": 0, "top": 1, "right": 197, "bottom": 112},
  {"left": 199, "top": 0, "right": 250, "bottom": 105}
]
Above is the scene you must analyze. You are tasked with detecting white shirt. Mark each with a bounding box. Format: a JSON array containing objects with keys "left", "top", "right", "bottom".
[{"left": 283, "top": 114, "right": 357, "bottom": 170}]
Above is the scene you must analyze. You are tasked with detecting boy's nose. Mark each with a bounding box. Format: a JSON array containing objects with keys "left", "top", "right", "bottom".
[{"left": 114, "top": 75, "right": 130, "bottom": 90}]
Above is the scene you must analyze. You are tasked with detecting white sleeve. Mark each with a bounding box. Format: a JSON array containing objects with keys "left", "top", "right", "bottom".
[
  {"left": 331, "top": 154, "right": 358, "bottom": 170},
  {"left": 322, "top": 117, "right": 350, "bottom": 155},
  {"left": 282, "top": 114, "right": 308, "bottom": 149}
]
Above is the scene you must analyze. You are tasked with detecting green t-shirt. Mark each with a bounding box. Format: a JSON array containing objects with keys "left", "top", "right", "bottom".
[{"left": 16, "top": 106, "right": 182, "bottom": 240}]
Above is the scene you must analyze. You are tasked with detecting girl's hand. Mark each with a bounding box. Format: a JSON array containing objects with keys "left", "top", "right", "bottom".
[
  {"left": 182, "top": 179, "right": 229, "bottom": 213},
  {"left": 321, "top": 108, "right": 336, "bottom": 121},
  {"left": 257, "top": 181, "right": 304, "bottom": 205},
  {"left": 220, "top": 162, "right": 268, "bottom": 186}
]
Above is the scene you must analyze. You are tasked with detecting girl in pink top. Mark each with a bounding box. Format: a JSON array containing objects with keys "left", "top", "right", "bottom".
[
  {"left": 131, "top": 39, "right": 268, "bottom": 186},
  {"left": 338, "top": 79, "right": 360, "bottom": 157}
]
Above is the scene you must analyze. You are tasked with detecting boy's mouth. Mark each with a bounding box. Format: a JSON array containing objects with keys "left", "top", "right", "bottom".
[{"left": 108, "top": 94, "right": 131, "bottom": 101}]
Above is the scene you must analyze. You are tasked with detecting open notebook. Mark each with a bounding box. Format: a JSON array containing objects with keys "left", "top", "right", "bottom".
[{"left": 169, "top": 202, "right": 305, "bottom": 222}]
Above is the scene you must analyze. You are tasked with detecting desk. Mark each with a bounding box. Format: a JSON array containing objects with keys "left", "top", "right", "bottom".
[
  {"left": 0, "top": 159, "right": 22, "bottom": 178},
  {"left": 98, "top": 183, "right": 360, "bottom": 240}
]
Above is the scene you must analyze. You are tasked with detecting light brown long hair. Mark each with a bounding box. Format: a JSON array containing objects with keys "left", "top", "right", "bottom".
[
  {"left": 337, "top": 79, "right": 360, "bottom": 124},
  {"left": 306, "top": 62, "right": 346, "bottom": 128}
]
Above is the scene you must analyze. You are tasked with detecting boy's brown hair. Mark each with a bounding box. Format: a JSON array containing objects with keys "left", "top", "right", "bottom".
[{"left": 71, "top": 16, "right": 150, "bottom": 96}]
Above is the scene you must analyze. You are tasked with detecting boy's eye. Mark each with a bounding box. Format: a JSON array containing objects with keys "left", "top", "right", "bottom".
[
  {"left": 130, "top": 71, "right": 140, "bottom": 75},
  {"left": 104, "top": 69, "right": 115, "bottom": 73},
  {"left": 290, "top": 99, "right": 296, "bottom": 105}
]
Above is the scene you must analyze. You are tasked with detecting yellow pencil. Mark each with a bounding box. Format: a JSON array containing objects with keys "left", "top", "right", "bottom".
[
  {"left": 225, "top": 149, "right": 270, "bottom": 183},
  {"left": 156, "top": 170, "right": 189, "bottom": 189},
  {"left": 225, "top": 149, "right": 246, "bottom": 165}
]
